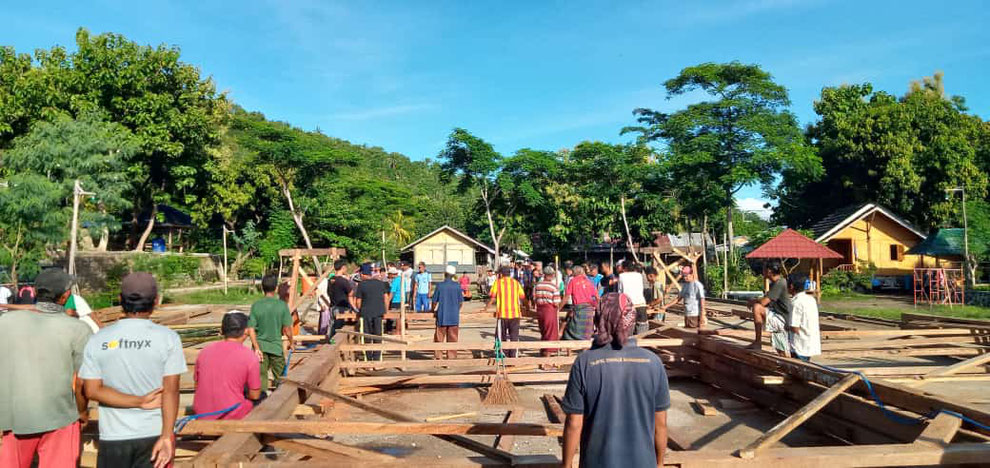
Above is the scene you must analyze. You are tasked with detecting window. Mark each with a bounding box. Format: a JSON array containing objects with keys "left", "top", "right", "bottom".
[{"left": 890, "top": 244, "right": 904, "bottom": 261}]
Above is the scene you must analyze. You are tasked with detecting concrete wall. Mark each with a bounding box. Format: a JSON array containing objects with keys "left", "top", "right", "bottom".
[{"left": 61, "top": 252, "right": 221, "bottom": 292}]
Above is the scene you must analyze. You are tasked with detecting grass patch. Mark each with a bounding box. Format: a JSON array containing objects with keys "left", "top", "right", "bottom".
[
  {"left": 824, "top": 304, "right": 990, "bottom": 321},
  {"left": 819, "top": 291, "right": 875, "bottom": 302},
  {"left": 166, "top": 286, "right": 262, "bottom": 305}
]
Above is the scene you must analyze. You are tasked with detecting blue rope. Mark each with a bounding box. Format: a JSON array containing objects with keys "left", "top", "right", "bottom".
[
  {"left": 174, "top": 402, "right": 241, "bottom": 433},
  {"left": 810, "top": 361, "right": 990, "bottom": 431},
  {"left": 282, "top": 349, "right": 293, "bottom": 377}
]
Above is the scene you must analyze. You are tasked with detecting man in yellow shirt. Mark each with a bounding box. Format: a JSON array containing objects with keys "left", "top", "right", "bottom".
[{"left": 483, "top": 266, "right": 527, "bottom": 357}]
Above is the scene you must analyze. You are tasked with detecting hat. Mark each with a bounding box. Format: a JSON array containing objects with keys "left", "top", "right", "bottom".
[
  {"left": 445, "top": 265, "right": 456, "bottom": 275},
  {"left": 221, "top": 311, "right": 249, "bottom": 336},
  {"left": 360, "top": 262, "right": 373, "bottom": 275},
  {"left": 121, "top": 272, "right": 158, "bottom": 301},
  {"left": 35, "top": 269, "right": 74, "bottom": 299},
  {"left": 388, "top": 267, "right": 400, "bottom": 275}
]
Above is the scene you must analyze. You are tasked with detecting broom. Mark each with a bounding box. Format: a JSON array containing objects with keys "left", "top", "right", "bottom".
[{"left": 483, "top": 318, "right": 519, "bottom": 406}]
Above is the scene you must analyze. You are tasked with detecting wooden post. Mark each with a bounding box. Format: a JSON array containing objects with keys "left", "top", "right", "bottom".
[
  {"left": 289, "top": 253, "right": 301, "bottom": 310},
  {"left": 222, "top": 225, "right": 229, "bottom": 296},
  {"left": 739, "top": 373, "right": 859, "bottom": 459}
]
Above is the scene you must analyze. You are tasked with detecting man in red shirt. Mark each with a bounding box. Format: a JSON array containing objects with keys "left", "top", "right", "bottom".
[
  {"left": 193, "top": 312, "right": 261, "bottom": 420},
  {"left": 559, "top": 265, "right": 598, "bottom": 340}
]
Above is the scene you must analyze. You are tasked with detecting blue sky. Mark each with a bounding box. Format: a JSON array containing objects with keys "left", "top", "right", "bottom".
[{"left": 6, "top": 0, "right": 990, "bottom": 217}]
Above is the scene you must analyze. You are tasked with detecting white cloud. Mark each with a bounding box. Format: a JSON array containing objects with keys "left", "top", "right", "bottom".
[{"left": 736, "top": 197, "right": 774, "bottom": 220}]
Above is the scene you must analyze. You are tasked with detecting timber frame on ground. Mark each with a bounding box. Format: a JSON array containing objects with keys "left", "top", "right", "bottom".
[{"left": 178, "top": 302, "right": 990, "bottom": 467}]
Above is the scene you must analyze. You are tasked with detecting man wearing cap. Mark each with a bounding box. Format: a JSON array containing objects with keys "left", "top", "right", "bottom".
[
  {"left": 0, "top": 269, "right": 93, "bottom": 468},
  {"left": 81, "top": 272, "right": 186, "bottom": 468},
  {"left": 388, "top": 267, "right": 403, "bottom": 311},
  {"left": 354, "top": 262, "right": 390, "bottom": 361},
  {"left": 247, "top": 274, "right": 294, "bottom": 393},
  {"left": 193, "top": 312, "right": 261, "bottom": 420},
  {"left": 431, "top": 265, "right": 464, "bottom": 360},
  {"left": 413, "top": 262, "right": 432, "bottom": 312}
]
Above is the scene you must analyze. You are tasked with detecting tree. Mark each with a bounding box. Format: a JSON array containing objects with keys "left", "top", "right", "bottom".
[
  {"left": 3, "top": 114, "right": 137, "bottom": 250},
  {"left": 776, "top": 73, "right": 988, "bottom": 231},
  {"left": 439, "top": 129, "right": 509, "bottom": 266},
  {"left": 626, "top": 62, "right": 818, "bottom": 256},
  {"left": 0, "top": 174, "right": 64, "bottom": 287}
]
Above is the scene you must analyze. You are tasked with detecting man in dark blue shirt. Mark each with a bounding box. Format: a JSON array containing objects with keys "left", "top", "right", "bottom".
[
  {"left": 431, "top": 265, "right": 464, "bottom": 360},
  {"left": 560, "top": 292, "right": 670, "bottom": 468}
]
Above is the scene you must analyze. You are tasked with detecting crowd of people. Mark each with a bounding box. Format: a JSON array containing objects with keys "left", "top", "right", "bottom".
[{"left": 0, "top": 255, "right": 821, "bottom": 468}]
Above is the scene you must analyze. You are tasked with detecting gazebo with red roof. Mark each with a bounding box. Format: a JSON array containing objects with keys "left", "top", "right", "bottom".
[{"left": 746, "top": 229, "right": 843, "bottom": 296}]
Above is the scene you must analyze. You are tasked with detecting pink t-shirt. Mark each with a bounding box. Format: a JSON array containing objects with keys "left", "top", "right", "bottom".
[
  {"left": 564, "top": 276, "right": 597, "bottom": 306},
  {"left": 193, "top": 340, "right": 260, "bottom": 420}
]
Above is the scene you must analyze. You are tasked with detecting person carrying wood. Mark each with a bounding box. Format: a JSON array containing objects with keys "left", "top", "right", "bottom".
[
  {"left": 80, "top": 272, "right": 185, "bottom": 468},
  {"left": 0, "top": 269, "right": 93, "bottom": 468},
  {"left": 430, "top": 265, "right": 464, "bottom": 360},
  {"left": 247, "top": 273, "right": 294, "bottom": 393},
  {"left": 560, "top": 291, "right": 670, "bottom": 468}
]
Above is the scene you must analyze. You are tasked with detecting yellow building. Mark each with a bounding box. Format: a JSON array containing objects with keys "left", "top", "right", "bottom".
[
  {"left": 812, "top": 203, "right": 933, "bottom": 277},
  {"left": 401, "top": 225, "right": 495, "bottom": 280}
]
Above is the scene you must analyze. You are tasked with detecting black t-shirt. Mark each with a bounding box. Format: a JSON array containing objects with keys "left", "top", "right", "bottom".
[
  {"left": 355, "top": 278, "right": 388, "bottom": 318},
  {"left": 560, "top": 340, "right": 670, "bottom": 468},
  {"left": 330, "top": 276, "right": 353, "bottom": 309},
  {"left": 602, "top": 274, "right": 620, "bottom": 294},
  {"left": 767, "top": 277, "right": 793, "bottom": 322}
]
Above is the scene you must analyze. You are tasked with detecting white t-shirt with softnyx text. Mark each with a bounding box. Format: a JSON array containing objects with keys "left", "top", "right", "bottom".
[{"left": 79, "top": 318, "right": 187, "bottom": 441}]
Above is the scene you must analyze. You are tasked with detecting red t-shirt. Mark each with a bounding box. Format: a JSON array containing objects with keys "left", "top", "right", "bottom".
[
  {"left": 193, "top": 340, "right": 261, "bottom": 420},
  {"left": 459, "top": 275, "right": 471, "bottom": 292},
  {"left": 564, "top": 275, "right": 597, "bottom": 306}
]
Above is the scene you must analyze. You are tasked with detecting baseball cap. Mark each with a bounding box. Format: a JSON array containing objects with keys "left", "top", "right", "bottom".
[
  {"left": 360, "top": 262, "right": 374, "bottom": 275},
  {"left": 35, "top": 269, "right": 74, "bottom": 299},
  {"left": 445, "top": 265, "right": 456, "bottom": 275},
  {"left": 388, "top": 267, "right": 400, "bottom": 275},
  {"left": 121, "top": 272, "right": 158, "bottom": 302}
]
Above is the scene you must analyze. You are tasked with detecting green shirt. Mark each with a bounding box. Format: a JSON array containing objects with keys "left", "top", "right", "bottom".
[
  {"left": 248, "top": 297, "right": 292, "bottom": 356},
  {"left": 0, "top": 304, "right": 93, "bottom": 434}
]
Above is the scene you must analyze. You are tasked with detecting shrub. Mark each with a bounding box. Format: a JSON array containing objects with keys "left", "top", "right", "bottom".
[{"left": 822, "top": 262, "right": 876, "bottom": 293}]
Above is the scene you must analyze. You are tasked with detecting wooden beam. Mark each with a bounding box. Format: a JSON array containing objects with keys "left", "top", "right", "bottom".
[
  {"left": 338, "top": 356, "right": 579, "bottom": 370},
  {"left": 543, "top": 394, "right": 566, "bottom": 424},
  {"left": 264, "top": 436, "right": 397, "bottom": 462},
  {"left": 283, "top": 378, "right": 517, "bottom": 463},
  {"left": 921, "top": 352, "right": 990, "bottom": 378},
  {"left": 333, "top": 329, "right": 414, "bottom": 344},
  {"left": 340, "top": 372, "right": 571, "bottom": 388},
  {"left": 821, "top": 347, "right": 984, "bottom": 359},
  {"left": 181, "top": 420, "right": 563, "bottom": 437},
  {"left": 279, "top": 247, "right": 346, "bottom": 258},
  {"left": 915, "top": 413, "right": 962, "bottom": 446},
  {"left": 339, "top": 338, "right": 686, "bottom": 352},
  {"left": 494, "top": 410, "right": 522, "bottom": 451},
  {"left": 739, "top": 373, "right": 860, "bottom": 458}
]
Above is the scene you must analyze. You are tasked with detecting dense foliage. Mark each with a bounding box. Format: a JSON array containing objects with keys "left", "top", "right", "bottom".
[{"left": 2, "top": 30, "right": 988, "bottom": 290}]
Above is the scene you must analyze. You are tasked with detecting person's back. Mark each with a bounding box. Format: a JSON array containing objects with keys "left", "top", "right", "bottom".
[
  {"left": 193, "top": 316, "right": 260, "bottom": 420},
  {"left": 0, "top": 285, "right": 11, "bottom": 304},
  {"left": 562, "top": 341, "right": 669, "bottom": 468},
  {"left": 82, "top": 318, "right": 184, "bottom": 439}
]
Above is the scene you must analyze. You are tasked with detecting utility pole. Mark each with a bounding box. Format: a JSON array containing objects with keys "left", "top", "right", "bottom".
[
  {"left": 68, "top": 180, "right": 95, "bottom": 294},
  {"left": 222, "top": 225, "right": 232, "bottom": 295},
  {"left": 946, "top": 187, "right": 971, "bottom": 286}
]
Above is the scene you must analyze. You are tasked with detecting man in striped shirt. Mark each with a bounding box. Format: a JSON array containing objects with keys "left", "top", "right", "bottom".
[
  {"left": 483, "top": 266, "right": 527, "bottom": 358},
  {"left": 533, "top": 266, "right": 562, "bottom": 357}
]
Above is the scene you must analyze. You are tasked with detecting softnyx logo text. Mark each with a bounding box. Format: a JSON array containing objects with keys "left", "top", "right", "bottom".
[{"left": 101, "top": 338, "right": 153, "bottom": 350}]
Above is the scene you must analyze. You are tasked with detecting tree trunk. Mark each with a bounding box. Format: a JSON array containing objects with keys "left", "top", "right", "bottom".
[
  {"left": 620, "top": 196, "right": 640, "bottom": 263},
  {"left": 722, "top": 229, "right": 729, "bottom": 299},
  {"left": 482, "top": 188, "right": 501, "bottom": 268},
  {"left": 97, "top": 226, "right": 109, "bottom": 252},
  {"left": 726, "top": 197, "right": 735, "bottom": 258},
  {"left": 701, "top": 215, "right": 709, "bottom": 285},
  {"left": 281, "top": 182, "right": 323, "bottom": 275},
  {"left": 134, "top": 205, "right": 157, "bottom": 252},
  {"left": 7, "top": 225, "right": 23, "bottom": 290}
]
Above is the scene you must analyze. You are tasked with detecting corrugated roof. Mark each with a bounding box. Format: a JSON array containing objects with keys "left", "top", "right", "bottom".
[
  {"left": 400, "top": 225, "right": 496, "bottom": 254},
  {"left": 906, "top": 228, "right": 965, "bottom": 257},
  {"left": 746, "top": 229, "right": 844, "bottom": 259}
]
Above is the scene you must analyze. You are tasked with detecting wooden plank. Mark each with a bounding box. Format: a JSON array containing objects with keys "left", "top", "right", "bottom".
[
  {"left": 921, "top": 352, "right": 990, "bottom": 378},
  {"left": 339, "top": 338, "right": 686, "bottom": 352},
  {"left": 494, "top": 410, "right": 522, "bottom": 451},
  {"left": 426, "top": 412, "right": 479, "bottom": 422},
  {"left": 543, "top": 394, "right": 566, "bottom": 424},
  {"left": 191, "top": 344, "right": 341, "bottom": 464},
  {"left": 283, "top": 378, "right": 517, "bottom": 463},
  {"left": 333, "top": 329, "right": 414, "bottom": 344},
  {"left": 691, "top": 398, "right": 719, "bottom": 416},
  {"left": 902, "top": 312, "right": 990, "bottom": 327},
  {"left": 181, "top": 420, "right": 563, "bottom": 437},
  {"left": 822, "top": 347, "right": 984, "bottom": 359},
  {"left": 915, "top": 413, "right": 962, "bottom": 446},
  {"left": 264, "top": 436, "right": 397, "bottom": 462},
  {"left": 821, "top": 336, "right": 990, "bottom": 350},
  {"left": 739, "top": 373, "right": 860, "bottom": 459},
  {"left": 339, "top": 356, "right": 579, "bottom": 370}
]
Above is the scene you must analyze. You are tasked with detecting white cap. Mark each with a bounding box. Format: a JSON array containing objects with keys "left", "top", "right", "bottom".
[
  {"left": 445, "top": 265, "right": 456, "bottom": 275},
  {"left": 388, "top": 267, "right": 399, "bottom": 275}
]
